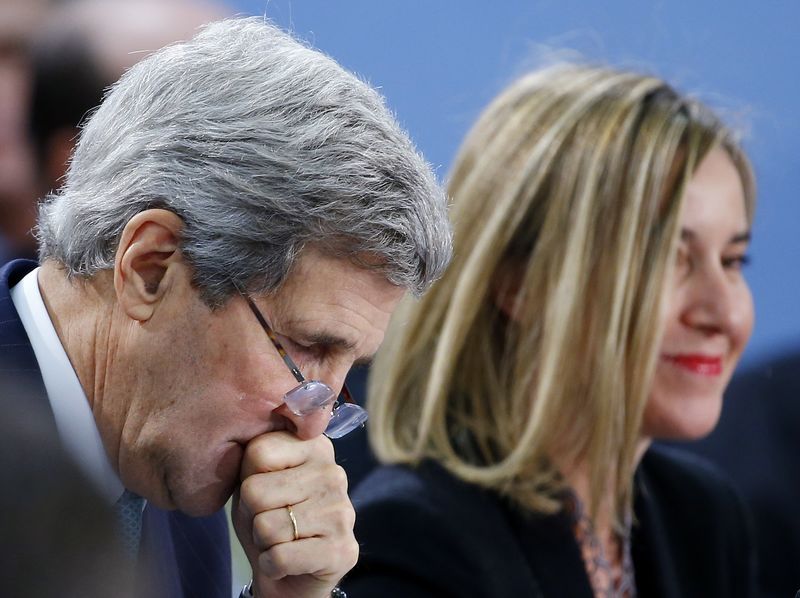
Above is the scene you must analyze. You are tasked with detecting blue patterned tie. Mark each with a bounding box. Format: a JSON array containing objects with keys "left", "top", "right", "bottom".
[{"left": 114, "top": 489, "right": 145, "bottom": 559}]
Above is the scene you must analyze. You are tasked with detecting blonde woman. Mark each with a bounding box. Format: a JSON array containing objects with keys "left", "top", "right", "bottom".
[{"left": 342, "top": 64, "right": 756, "bottom": 598}]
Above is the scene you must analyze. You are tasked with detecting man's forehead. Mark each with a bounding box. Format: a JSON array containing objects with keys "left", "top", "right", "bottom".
[
  {"left": 277, "top": 248, "right": 402, "bottom": 307},
  {"left": 272, "top": 284, "right": 403, "bottom": 342}
]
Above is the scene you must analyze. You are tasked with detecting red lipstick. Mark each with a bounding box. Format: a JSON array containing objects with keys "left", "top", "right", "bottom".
[{"left": 663, "top": 354, "right": 723, "bottom": 376}]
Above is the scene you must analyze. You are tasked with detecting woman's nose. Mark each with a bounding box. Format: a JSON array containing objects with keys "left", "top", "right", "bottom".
[{"left": 682, "top": 265, "right": 741, "bottom": 335}]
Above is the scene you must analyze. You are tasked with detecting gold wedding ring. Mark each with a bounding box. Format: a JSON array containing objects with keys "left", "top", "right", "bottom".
[{"left": 286, "top": 505, "right": 299, "bottom": 541}]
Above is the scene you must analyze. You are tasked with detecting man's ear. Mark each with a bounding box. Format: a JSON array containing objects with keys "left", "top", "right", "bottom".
[{"left": 114, "top": 209, "right": 185, "bottom": 322}]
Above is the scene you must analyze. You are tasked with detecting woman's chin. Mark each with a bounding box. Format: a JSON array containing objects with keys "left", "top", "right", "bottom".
[{"left": 643, "top": 408, "right": 723, "bottom": 442}]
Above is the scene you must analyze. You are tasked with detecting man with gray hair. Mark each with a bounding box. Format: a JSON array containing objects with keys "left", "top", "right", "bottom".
[{"left": 0, "top": 17, "right": 451, "bottom": 598}]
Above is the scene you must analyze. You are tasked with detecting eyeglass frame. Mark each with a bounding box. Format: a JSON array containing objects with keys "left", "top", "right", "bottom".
[{"left": 241, "top": 293, "right": 365, "bottom": 437}]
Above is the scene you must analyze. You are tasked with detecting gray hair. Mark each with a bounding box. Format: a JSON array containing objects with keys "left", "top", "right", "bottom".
[{"left": 37, "top": 17, "right": 451, "bottom": 305}]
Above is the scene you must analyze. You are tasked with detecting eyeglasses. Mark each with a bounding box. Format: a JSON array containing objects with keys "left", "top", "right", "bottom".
[{"left": 243, "top": 295, "right": 368, "bottom": 439}]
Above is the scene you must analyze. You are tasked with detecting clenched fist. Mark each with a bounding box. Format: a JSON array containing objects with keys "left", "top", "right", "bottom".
[{"left": 232, "top": 431, "right": 358, "bottom": 598}]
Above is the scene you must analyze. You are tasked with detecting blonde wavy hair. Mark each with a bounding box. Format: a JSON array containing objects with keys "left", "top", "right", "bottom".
[{"left": 368, "top": 64, "right": 755, "bottom": 521}]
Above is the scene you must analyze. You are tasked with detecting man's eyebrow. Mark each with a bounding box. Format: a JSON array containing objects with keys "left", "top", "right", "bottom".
[
  {"left": 294, "top": 330, "right": 374, "bottom": 365},
  {"left": 679, "top": 228, "right": 751, "bottom": 244},
  {"left": 298, "top": 331, "right": 358, "bottom": 352}
]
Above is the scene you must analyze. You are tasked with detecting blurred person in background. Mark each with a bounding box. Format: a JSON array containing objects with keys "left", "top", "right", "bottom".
[
  {"left": 344, "top": 64, "right": 757, "bottom": 597},
  {"left": 0, "top": 0, "right": 50, "bottom": 262},
  {"left": 0, "top": 375, "right": 135, "bottom": 597},
  {"left": 2, "top": 16, "right": 450, "bottom": 598},
  {"left": 27, "top": 0, "right": 228, "bottom": 197},
  {"left": 1, "top": 0, "right": 229, "bottom": 263}
]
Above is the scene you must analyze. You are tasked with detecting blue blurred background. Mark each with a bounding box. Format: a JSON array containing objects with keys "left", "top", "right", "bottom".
[{"left": 229, "top": 0, "right": 800, "bottom": 366}]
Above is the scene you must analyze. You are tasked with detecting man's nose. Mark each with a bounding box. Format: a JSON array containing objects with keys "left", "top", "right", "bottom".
[{"left": 279, "top": 401, "right": 334, "bottom": 440}]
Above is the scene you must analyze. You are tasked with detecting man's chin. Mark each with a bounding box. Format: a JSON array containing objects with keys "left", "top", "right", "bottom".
[
  {"left": 171, "top": 481, "right": 235, "bottom": 516},
  {"left": 160, "top": 442, "right": 243, "bottom": 515}
]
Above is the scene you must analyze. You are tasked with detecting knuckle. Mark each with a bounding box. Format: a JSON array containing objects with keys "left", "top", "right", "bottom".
[
  {"left": 257, "top": 551, "right": 279, "bottom": 580},
  {"left": 251, "top": 512, "right": 275, "bottom": 549},
  {"left": 337, "top": 537, "right": 359, "bottom": 572},
  {"left": 332, "top": 464, "right": 349, "bottom": 491},
  {"left": 321, "top": 463, "right": 349, "bottom": 494},
  {"left": 238, "top": 476, "right": 259, "bottom": 509},
  {"left": 329, "top": 503, "right": 356, "bottom": 535},
  {"left": 313, "top": 435, "right": 336, "bottom": 461},
  {"left": 264, "top": 544, "right": 291, "bottom": 576},
  {"left": 344, "top": 503, "right": 356, "bottom": 529},
  {"left": 245, "top": 438, "right": 279, "bottom": 472}
]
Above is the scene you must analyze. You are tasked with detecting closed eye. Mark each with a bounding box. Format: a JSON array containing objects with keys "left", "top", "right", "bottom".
[
  {"left": 281, "top": 337, "right": 328, "bottom": 364},
  {"left": 722, "top": 253, "right": 750, "bottom": 271}
]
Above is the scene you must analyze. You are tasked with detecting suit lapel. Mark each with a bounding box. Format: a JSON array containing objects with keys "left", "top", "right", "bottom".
[
  {"left": 503, "top": 473, "right": 685, "bottom": 598},
  {"left": 503, "top": 500, "right": 595, "bottom": 597},
  {"left": 139, "top": 505, "right": 232, "bottom": 598},
  {"left": 631, "top": 461, "right": 681, "bottom": 598},
  {"left": 0, "top": 260, "right": 53, "bottom": 426}
]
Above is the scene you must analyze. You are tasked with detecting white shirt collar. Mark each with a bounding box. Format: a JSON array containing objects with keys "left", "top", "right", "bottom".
[{"left": 10, "top": 267, "right": 124, "bottom": 503}]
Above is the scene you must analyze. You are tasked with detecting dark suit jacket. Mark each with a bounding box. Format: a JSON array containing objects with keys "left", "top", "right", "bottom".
[
  {"left": 682, "top": 354, "right": 800, "bottom": 598},
  {"left": 0, "top": 259, "right": 232, "bottom": 598},
  {"left": 343, "top": 446, "right": 756, "bottom": 598}
]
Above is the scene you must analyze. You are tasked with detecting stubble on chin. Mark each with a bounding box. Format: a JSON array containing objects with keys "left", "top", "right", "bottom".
[{"left": 155, "top": 441, "right": 242, "bottom": 516}]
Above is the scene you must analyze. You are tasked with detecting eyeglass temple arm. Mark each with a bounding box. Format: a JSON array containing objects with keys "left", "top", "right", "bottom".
[
  {"left": 244, "top": 296, "right": 306, "bottom": 384},
  {"left": 340, "top": 381, "right": 357, "bottom": 406}
]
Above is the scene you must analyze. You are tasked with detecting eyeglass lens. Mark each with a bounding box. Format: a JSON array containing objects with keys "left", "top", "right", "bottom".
[
  {"left": 283, "top": 380, "right": 367, "bottom": 439},
  {"left": 325, "top": 402, "right": 369, "bottom": 439}
]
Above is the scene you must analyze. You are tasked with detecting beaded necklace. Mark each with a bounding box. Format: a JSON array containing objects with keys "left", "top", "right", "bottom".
[{"left": 568, "top": 493, "right": 636, "bottom": 598}]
